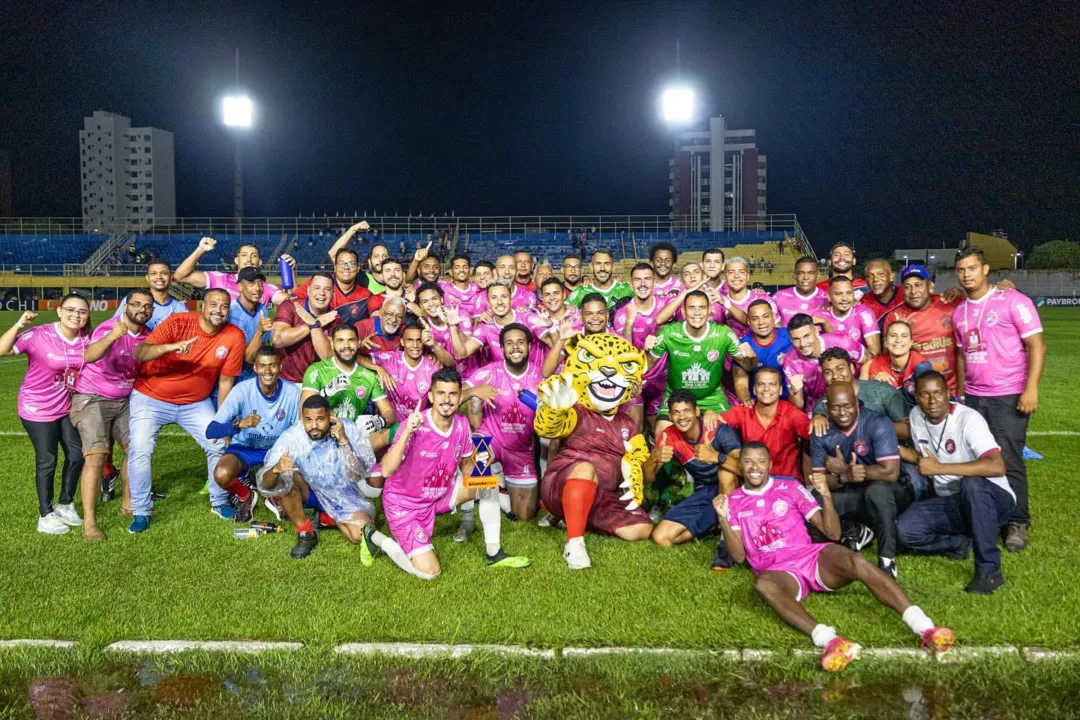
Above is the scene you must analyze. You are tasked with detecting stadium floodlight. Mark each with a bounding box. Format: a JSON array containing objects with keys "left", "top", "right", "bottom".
[
  {"left": 223, "top": 95, "right": 253, "bottom": 128},
  {"left": 661, "top": 86, "right": 695, "bottom": 125}
]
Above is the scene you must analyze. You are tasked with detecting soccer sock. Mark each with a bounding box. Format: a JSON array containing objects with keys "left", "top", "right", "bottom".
[
  {"left": 371, "top": 529, "right": 424, "bottom": 577},
  {"left": 902, "top": 606, "right": 934, "bottom": 635},
  {"left": 811, "top": 624, "right": 838, "bottom": 648},
  {"left": 318, "top": 512, "right": 337, "bottom": 527},
  {"left": 458, "top": 501, "right": 476, "bottom": 528},
  {"left": 103, "top": 455, "right": 117, "bottom": 477},
  {"left": 477, "top": 488, "right": 503, "bottom": 556},
  {"left": 224, "top": 477, "right": 252, "bottom": 502},
  {"left": 563, "top": 478, "right": 597, "bottom": 540},
  {"left": 295, "top": 519, "right": 314, "bottom": 534},
  {"left": 490, "top": 463, "right": 512, "bottom": 514}
]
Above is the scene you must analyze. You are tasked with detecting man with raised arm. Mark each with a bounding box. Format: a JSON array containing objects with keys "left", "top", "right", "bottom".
[{"left": 173, "top": 237, "right": 293, "bottom": 306}]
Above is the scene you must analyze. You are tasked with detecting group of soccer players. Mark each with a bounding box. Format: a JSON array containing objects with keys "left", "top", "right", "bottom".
[{"left": 6, "top": 226, "right": 1045, "bottom": 671}]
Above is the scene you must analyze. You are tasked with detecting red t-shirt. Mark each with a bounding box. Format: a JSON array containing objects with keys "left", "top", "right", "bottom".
[
  {"left": 273, "top": 299, "right": 336, "bottom": 382},
  {"left": 354, "top": 317, "right": 402, "bottom": 353},
  {"left": 860, "top": 287, "right": 905, "bottom": 321},
  {"left": 294, "top": 277, "right": 382, "bottom": 312},
  {"left": 865, "top": 350, "right": 929, "bottom": 389},
  {"left": 720, "top": 400, "right": 810, "bottom": 479},
  {"left": 134, "top": 312, "right": 245, "bottom": 405},
  {"left": 817, "top": 276, "right": 869, "bottom": 293},
  {"left": 886, "top": 297, "right": 960, "bottom": 394}
]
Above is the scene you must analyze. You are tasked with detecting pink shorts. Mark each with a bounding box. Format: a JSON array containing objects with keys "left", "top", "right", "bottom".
[
  {"left": 491, "top": 438, "right": 537, "bottom": 487},
  {"left": 382, "top": 479, "right": 462, "bottom": 557},
  {"left": 758, "top": 544, "right": 834, "bottom": 602}
]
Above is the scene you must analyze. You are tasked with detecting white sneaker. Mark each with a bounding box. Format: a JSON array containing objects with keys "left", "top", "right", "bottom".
[
  {"left": 53, "top": 503, "right": 84, "bottom": 526},
  {"left": 537, "top": 512, "right": 554, "bottom": 528},
  {"left": 564, "top": 537, "right": 592, "bottom": 570},
  {"left": 37, "top": 512, "right": 71, "bottom": 535}
]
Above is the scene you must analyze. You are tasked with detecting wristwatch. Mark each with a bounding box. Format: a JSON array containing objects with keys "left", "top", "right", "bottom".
[{"left": 308, "top": 321, "right": 320, "bottom": 330}]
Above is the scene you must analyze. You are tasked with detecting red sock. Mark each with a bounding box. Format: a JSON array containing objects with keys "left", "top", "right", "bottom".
[
  {"left": 318, "top": 511, "right": 337, "bottom": 528},
  {"left": 103, "top": 456, "right": 117, "bottom": 477},
  {"left": 296, "top": 519, "right": 314, "bottom": 534},
  {"left": 563, "top": 478, "right": 597, "bottom": 539},
  {"left": 224, "top": 477, "right": 252, "bottom": 502}
]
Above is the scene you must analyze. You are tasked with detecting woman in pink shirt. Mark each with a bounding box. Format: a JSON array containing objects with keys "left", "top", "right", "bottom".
[{"left": 0, "top": 294, "right": 91, "bottom": 534}]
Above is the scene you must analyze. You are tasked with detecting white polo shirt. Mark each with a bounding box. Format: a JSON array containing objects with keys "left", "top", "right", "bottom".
[{"left": 909, "top": 403, "right": 1014, "bottom": 501}]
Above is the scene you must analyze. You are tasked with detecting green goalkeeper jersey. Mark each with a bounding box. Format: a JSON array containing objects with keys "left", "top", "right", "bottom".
[
  {"left": 302, "top": 357, "right": 386, "bottom": 421},
  {"left": 649, "top": 321, "right": 740, "bottom": 411}
]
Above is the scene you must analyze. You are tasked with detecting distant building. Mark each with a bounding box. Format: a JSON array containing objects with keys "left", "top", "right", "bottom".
[
  {"left": 80, "top": 111, "right": 175, "bottom": 231},
  {"left": 668, "top": 116, "right": 767, "bottom": 232}
]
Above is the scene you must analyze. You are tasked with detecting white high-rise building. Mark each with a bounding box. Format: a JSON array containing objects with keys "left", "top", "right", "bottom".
[{"left": 80, "top": 111, "right": 175, "bottom": 231}]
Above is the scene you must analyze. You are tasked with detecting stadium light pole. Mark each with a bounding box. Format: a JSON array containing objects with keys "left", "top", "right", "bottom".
[
  {"left": 222, "top": 48, "right": 253, "bottom": 232},
  {"left": 660, "top": 40, "right": 698, "bottom": 231}
]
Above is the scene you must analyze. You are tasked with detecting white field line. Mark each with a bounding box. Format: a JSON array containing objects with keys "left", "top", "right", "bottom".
[
  {"left": 0, "top": 430, "right": 189, "bottom": 437},
  {"left": 3, "top": 641, "right": 1078, "bottom": 662},
  {"left": 1028, "top": 431, "right": 1080, "bottom": 436}
]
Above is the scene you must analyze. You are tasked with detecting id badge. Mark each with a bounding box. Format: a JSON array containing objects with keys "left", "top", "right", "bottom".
[
  {"left": 62, "top": 367, "right": 80, "bottom": 392},
  {"left": 966, "top": 327, "right": 985, "bottom": 353}
]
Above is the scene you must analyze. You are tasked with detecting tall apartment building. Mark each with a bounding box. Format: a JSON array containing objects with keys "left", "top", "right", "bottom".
[
  {"left": 80, "top": 111, "right": 175, "bottom": 231},
  {"left": 668, "top": 115, "right": 767, "bottom": 231}
]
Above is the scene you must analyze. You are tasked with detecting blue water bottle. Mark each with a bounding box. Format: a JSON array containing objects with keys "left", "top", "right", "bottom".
[
  {"left": 517, "top": 389, "right": 538, "bottom": 411},
  {"left": 278, "top": 256, "right": 294, "bottom": 291}
]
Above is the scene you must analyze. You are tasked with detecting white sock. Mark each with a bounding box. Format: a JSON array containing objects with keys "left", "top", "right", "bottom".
[
  {"left": 373, "top": 529, "right": 438, "bottom": 580},
  {"left": 359, "top": 478, "right": 382, "bottom": 499},
  {"left": 902, "top": 606, "right": 934, "bottom": 636},
  {"left": 491, "top": 463, "right": 512, "bottom": 514},
  {"left": 477, "top": 488, "right": 502, "bottom": 556},
  {"left": 811, "top": 624, "right": 837, "bottom": 648}
]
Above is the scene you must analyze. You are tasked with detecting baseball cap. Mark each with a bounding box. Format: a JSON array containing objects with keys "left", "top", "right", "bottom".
[
  {"left": 901, "top": 265, "right": 932, "bottom": 282},
  {"left": 237, "top": 267, "right": 267, "bottom": 283}
]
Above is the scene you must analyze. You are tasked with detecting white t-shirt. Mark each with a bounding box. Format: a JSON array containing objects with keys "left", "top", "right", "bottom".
[{"left": 909, "top": 403, "right": 1014, "bottom": 501}]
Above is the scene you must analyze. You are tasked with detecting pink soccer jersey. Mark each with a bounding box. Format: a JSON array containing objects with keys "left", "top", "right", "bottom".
[
  {"left": 13, "top": 323, "right": 90, "bottom": 422},
  {"left": 205, "top": 270, "right": 279, "bottom": 305},
  {"left": 653, "top": 276, "right": 683, "bottom": 304},
  {"left": 725, "top": 289, "right": 777, "bottom": 339},
  {"left": 823, "top": 305, "right": 880, "bottom": 347},
  {"left": 953, "top": 288, "right": 1043, "bottom": 397},
  {"left": 437, "top": 280, "right": 481, "bottom": 312},
  {"left": 773, "top": 287, "right": 829, "bottom": 326},
  {"left": 469, "top": 311, "right": 546, "bottom": 366},
  {"left": 74, "top": 317, "right": 150, "bottom": 400},
  {"left": 726, "top": 477, "right": 822, "bottom": 572},
  {"left": 522, "top": 309, "right": 584, "bottom": 345},
  {"left": 510, "top": 283, "right": 537, "bottom": 312},
  {"left": 613, "top": 299, "right": 666, "bottom": 350},
  {"left": 783, "top": 333, "right": 865, "bottom": 415},
  {"left": 384, "top": 411, "right": 473, "bottom": 502},
  {"left": 370, "top": 350, "right": 442, "bottom": 423},
  {"left": 466, "top": 360, "right": 543, "bottom": 468}
]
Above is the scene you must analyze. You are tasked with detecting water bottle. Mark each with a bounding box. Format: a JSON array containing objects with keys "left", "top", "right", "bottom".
[
  {"left": 278, "top": 256, "right": 295, "bottom": 291},
  {"left": 233, "top": 528, "right": 260, "bottom": 540},
  {"left": 251, "top": 521, "right": 283, "bottom": 534},
  {"left": 517, "top": 389, "right": 538, "bottom": 411}
]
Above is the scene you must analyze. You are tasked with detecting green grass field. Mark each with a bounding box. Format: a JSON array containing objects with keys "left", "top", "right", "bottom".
[{"left": 0, "top": 308, "right": 1077, "bottom": 717}]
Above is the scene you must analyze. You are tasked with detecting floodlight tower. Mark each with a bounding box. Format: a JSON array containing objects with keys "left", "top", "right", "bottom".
[
  {"left": 660, "top": 40, "right": 698, "bottom": 230},
  {"left": 222, "top": 49, "right": 253, "bottom": 230}
]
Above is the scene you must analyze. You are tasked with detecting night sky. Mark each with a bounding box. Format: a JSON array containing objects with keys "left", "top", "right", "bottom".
[{"left": 2, "top": 1, "right": 1077, "bottom": 254}]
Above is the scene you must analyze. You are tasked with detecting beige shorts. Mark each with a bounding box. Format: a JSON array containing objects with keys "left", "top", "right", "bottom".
[{"left": 70, "top": 393, "right": 130, "bottom": 454}]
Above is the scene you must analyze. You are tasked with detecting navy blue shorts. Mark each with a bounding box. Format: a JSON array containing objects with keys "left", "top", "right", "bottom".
[
  {"left": 662, "top": 484, "right": 719, "bottom": 538},
  {"left": 222, "top": 445, "right": 268, "bottom": 472},
  {"left": 303, "top": 488, "right": 324, "bottom": 512}
]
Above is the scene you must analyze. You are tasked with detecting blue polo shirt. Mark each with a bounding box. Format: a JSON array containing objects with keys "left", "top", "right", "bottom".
[
  {"left": 809, "top": 407, "right": 900, "bottom": 472},
  {"left": 740, "top": 328, "right": 793, "bottom": 399}
]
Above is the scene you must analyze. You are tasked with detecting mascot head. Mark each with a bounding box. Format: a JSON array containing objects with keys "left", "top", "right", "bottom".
[{"left": 562, "top": 332, "right": 645, "bottom": 415}]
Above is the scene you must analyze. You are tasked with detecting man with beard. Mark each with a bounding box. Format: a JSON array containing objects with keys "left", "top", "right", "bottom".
[
  {"left": 258, "top": 395, "right": 407, "bottom": 565},
  {"left": 648, "top": 242, "right": 682, "bottom": 303},
  {"left": 514, "top": 250, "right": 536, "bottom": 293},
  {"left": 466, "top": 324, "right": 546, "bottom": 520},
  {"left": 816, "top": 242, "right": 869, "bottom": 299},
  {"left": 783, "top": 314, "right": 865, "bottom": 415},
  {"left": 821, "top": 277, "right": 881, "bottom": 358},
  {"left": 206, "top": 346, "right": 301, "bottom": 523},
  {"left": 541, "top": 293, "right": 611, "bottom": 378},
  {"left": 363, "top": 324, "right": 449, "bottom": 424},
  {"left": 860, "top": 259, "right": 904, "bottom": 321},
  {"left": 886, "top": 266, "right": 963, "bottom": 394},
  {"left": 113, "top": 261, "right": 186, "bottom": 329},
  {"left": 71, "top": 289, "right": 154, "bottom": 541},
  {"left": 774, "top": 257, "right": 830, "bottom": 326},
  {"left": 614, "top": 263, "right": 668, "bottom": 426},
  {"left": 561, "top": 254, "right": 583, "bottom": 293},
  {"left": 294, "top": 247, "right": 378, "bottom": 314},
  {"left": 567, "top": 249, "right": 631, "bottom": 309},
  {"left": 353, "top": 296, "right": 407, "bottom": 353},
  {"left": 810, "top": 382, "right": 909, "bottom": 579},
  {"left": 731, "top": 300, "right": 794, "bottom": 404},
  {"left": 438, "top": 254, "right": 482, "bottom": 312},
  {"left": 449, "top": 282, "right": 543, "bottom": 367},
  {"left": 127, "top": 288, "right": 247, "bottom": 532},
  {"left": 376, "top": 257, "right": 407, "bottom": 302},
  {"left": 174, "top": 237, "right": 293, "bottom": 306},
  {"left": 380, "top": 368, "right": 532, "bottom": 577},
  {"left": 410, "top": 283, "right": 466, "bottom": 367},
  {"left": 364, "top": 243, "right": 390, "bottom": 294},
  {"left": 301, "top": 324, "right": 394, "bottom": 428},
  {"left": 525, "top": 278, "right": 583, "bottom": 348},
  {"left": 272, "top": 272, "right": 337, "bottom": 386}
]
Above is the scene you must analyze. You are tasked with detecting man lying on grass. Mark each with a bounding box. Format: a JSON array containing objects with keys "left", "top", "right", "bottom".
[{"left": 714, "top": 442, "right": 955, "bottom": 672}]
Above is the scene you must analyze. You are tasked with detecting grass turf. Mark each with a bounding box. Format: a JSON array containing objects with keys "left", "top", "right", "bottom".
[{"left": 0, "top": 309, "right": 1077, "bottom": 654}]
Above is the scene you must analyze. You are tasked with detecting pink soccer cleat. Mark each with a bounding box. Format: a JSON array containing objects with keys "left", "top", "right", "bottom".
[
  {"left": 921, "top": 627, "right": 955, "bottom": 657},
  {"left": 821, "top": 637, "right": 861, "bottom": 672}
]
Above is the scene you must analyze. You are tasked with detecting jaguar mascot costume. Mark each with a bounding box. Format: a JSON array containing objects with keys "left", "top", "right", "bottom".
[{"left": 534, "top": 332, "right": 652, "bottom": 570}]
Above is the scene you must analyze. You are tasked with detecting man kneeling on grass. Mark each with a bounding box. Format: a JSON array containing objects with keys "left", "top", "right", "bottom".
[
  {"left": 257, "top": 395, "right": 410, "bottom": 569},
  {"left": 715, "top": 442, "right": 955, "bottom": 672}
]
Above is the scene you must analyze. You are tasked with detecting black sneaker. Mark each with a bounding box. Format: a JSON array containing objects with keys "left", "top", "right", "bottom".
[
  {"left": 965, "top": 570, "right": 1004, "bottom": 594},
  {"left": 943, "top": 538, "right": 972, "bottom": 561},
  {"left": 291, "top": 530, "right": 318, "bottom": 560},
  {"left": 151, "top": 488, "right": 167, "bottom": 501},
  {"left": 234, "top": 491, "right": 257, "bottom": 524},
  {"left": 100, "top": 474, "right": 117, "bottom": 503},
  {"left": 841, "top": 524, "right": 875, "bottom": 553},
  {"left": 877, "top": 557, "right": 898, "bottom": 579},
  {"left": 711, "top": 539, "right": 733, "bottom": 571}
]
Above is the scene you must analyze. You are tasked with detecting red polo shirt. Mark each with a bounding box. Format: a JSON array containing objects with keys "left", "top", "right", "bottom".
[{"left": 721, "top": 400, "right": 811, "bottom": 479}]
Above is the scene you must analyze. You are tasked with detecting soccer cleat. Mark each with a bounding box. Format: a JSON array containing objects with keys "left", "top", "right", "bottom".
[
  {"left": 37, "top": 512, "right": 71, "bottom": 535},
  {"left": 83, "top": 526, "right": 106, "bottom": 543},
  {"left": 486, "top": 550, "right": 531, "bottom": 568},
  {"left": 964, "top": 570, "right": 1005, "bottom": 595},
  {"left": 453, "top": 517, "right": 475, "bottom": 543},
  {"left": 360, "top": 525, "right": 382, "bottom": 567},
  {"left": 264, "top": 496, "right": 284, "bottom": 521},
  {"left": 291, "top": 530, "right": 318, "bottom": 559},
  {"left": 234, "top": 491, "right": 257, "bottom": 524},
  {"left": 1003, "top": 523, "right": 1028, "bottom": 553},
  {"left": 211, "top": 504, "right": 237, "bottom": 520},
  {"left": 711, "top": 539, "right": 733, "bottom": 571},
  {"left": 564, "top": 537, "right": 592, "bottom": 570},
  {"left": 920, "top": 627, "right": 955, "bottom": 658},
  {"left": 151, "top": 488, "right": 167, "bottom": 501},
  {"left": 841, "top": 523, "right": 875, "bottom": 553},
  {"left": 53, "top": 503, "right": 84, "bottom": 527},
  {"left": 100, "top": 473, "right": 117, "bottom": 503},
  {"left": 821, "top": 637, "right": 861, "bottom": 672},
  {"left": 128, "top": 515, "right": 151, "bottom": 534},
  {"left": 877, "top": 557, "right": 898, "bottom": 579},
  {"left": 199, "top": 480, "right": 210, "bottom": 496}
]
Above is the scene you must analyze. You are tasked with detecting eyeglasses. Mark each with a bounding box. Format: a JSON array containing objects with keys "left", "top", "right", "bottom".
[
  {"left": 336, "top": 261, "right": 359, "bottom": 269},
  {"left": 61, "top": 307, "right": 89, "bottom": 316}
]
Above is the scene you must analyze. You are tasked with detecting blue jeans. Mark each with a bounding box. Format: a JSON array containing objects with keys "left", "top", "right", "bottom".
[
  {"left": 902, "top": 461, "right": 930, "bottom": 501},
  {"left": 897, "top": 476, "right": 1015, "bottom": 574},
  {"left": 128, "top": 390, "right": 228, "bottom": 516}
]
